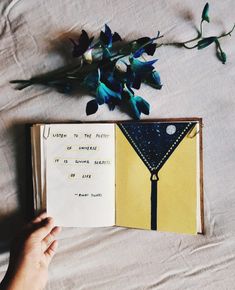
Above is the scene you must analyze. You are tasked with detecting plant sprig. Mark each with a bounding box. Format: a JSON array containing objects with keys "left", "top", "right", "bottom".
[
  {"left": 162, "top": 2, "right": 234, "bottom": 63},
  {"left": 10, "top": 2, "right": 234, "bottom": 119}
]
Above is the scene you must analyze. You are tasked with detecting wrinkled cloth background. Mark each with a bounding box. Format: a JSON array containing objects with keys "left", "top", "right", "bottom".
[{"left": 0, "top": 0, "right": 235, "bottom": 289}]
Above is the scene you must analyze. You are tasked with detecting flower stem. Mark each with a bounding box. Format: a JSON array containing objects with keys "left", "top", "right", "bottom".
[
  {"left": 200, "top": 20, "right": 203, "bottom": 36},
  {"left": 217, "top": 23, "right": 235, "bottom": 39},
  {"left": 182, "top": 43, "right": 199, "bottom": 49},
  {"left": 158, "top": 22, "right": 234, "bottom": 50},
  {"left": 159, "top": 32, "right": 201, "bottom": 48}
]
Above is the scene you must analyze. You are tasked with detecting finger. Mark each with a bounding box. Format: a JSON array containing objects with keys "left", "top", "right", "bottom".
[
  {"left": 23, "top": 212, "right": 48, "bottom": 232},
  {"left": 45, "top": 240, "right": 58, "bottom": 265},
  {"left": 30, "top": 217, "right": 55, "bottom": 241},
  {"left": 32, "top": 211, "right": 47, "bottom": 224},
  {"left": 42, "top": 226, "right": 61, "bottom": 252}
]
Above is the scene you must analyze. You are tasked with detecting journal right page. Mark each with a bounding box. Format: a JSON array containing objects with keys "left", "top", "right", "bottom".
[{"left": 115, "top": 119, "right": 202, "bottom": 234}]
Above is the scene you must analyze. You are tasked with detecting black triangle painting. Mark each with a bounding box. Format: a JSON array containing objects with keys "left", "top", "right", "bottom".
[{"left": 118, "top": 121, "right": 196, "bottom": 230}]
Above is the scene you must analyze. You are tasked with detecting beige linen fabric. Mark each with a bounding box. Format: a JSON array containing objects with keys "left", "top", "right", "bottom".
[{"left": 0, "top": 0, "right": 235, "bottom": 289}]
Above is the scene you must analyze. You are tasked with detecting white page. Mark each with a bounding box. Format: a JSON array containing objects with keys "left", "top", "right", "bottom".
[
  {"left": 45, "top": 123, "right": 115, "bottom": 227},
  {"left": 31, "top": 126, "right": 38, "bottom": 213},
  {"left": 39, "top": 125, "right": 47, "bottom": 212},
  {"left": 195, "top": 122, "right": 202, "bottom": 233}
]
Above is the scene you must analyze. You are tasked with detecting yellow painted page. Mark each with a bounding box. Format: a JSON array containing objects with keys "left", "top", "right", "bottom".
[{"left": 115, "top": 122, "right": 199, "bottom": 234}]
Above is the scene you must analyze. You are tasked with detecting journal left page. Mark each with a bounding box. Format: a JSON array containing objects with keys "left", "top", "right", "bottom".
[{"left": 42, "top": 123, "right": 115, "bottom": 227}]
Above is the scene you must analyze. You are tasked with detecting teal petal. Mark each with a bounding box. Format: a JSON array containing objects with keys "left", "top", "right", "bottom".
[
  {"left": 135, "top": 96, "right": 150, "bottom": 115},
  {"left": 128, "top": 95, "right": 150, "bottom": 119},
  {"left": 96, "top": 81, "right": 121, "bottom": 105},
  {"left": 129, "top": 97, "right": 141, "bottom": 119},
  {"left": 144, "top": 70, "right": 162, "bottom": 89},
  {"left": 151, "top": 70, "right": 162, "bottom": 89},
  {"left": 216, "top": 50, "right": 227, "bottom": 64},
  {"left": 130, "top": 57, "right": 158, "bottom": 73}
]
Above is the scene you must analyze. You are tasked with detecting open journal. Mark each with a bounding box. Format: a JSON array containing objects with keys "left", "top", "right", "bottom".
[{"left": 30, "top": 118, "right": 203, "bottom": 234}]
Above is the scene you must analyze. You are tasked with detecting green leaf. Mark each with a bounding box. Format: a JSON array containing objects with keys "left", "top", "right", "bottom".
[
  {"left": 215, "top": 39, "right": 227, "bottom": 64},
  {"left": 216, "top": 50, "right": 227, "bottom": 64},
  {"left": 197, "top": 37, "right": 217, "bottom": 50},
  {"left": 202, "top": 2, "right": 210, "bottom": 23}
]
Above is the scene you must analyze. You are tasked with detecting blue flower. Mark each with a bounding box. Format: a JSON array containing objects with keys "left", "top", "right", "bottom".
[
  {"left": 122, "top": 84, "right": 150, "bottom": 119},
  {"left": 129, "top": 56, "right": 158, "bottom": 73},
  {"left": 102, "top": 71, "right": 122, "bottom": 92},
  {"left": 95, "top": 69, "right": 122, "bottom": 105},
  {"left": 124, "top": 64, "right": 142, "bottom": 89},
  {"left": 100, "top": 24, "right": 122, "bottom": 48},
  {"left": 145, "top": 70, "right": 162, "bottom": 89},
  {"left": 129, "top": 96, "right": 150, "bottom": 119},
  {"left": 133, "top": 39, "right": 157, "bottom": 58},
  {"left": 69, "top": 30, "right": 94, "bottom": 57},
  {"left": 123, "top": 55, "right": 157, "bottom": 89},
  {"left": 132, "top": 32, "right": 161, "bottom": 58}
]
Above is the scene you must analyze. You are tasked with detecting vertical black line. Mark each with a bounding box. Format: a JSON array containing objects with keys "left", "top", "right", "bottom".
[{"left": 150, "top": 172, "right": 158, "bottom": 230}]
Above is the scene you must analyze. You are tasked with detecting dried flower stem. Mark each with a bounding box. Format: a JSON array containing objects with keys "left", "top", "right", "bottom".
[{"left": 160, "top": 23, "right": 235, "bottom": 49}]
